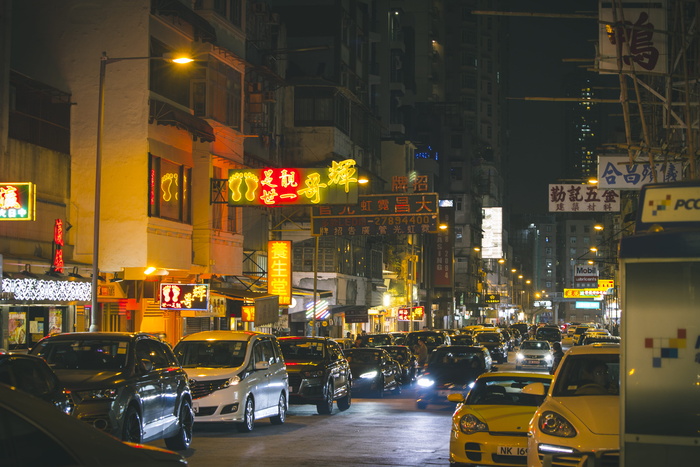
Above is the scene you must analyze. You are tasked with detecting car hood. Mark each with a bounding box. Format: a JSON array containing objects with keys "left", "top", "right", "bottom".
[
  {"left": 551, "top": 395, "right": 619, "bottom": 435},
  {"left": 468, "top": 405, "right": 537, "bottom": 432},
  {"left": 55, "top": 370, "right": 127, "bottom": 390},
  {"left": 349, "top": 363, "right": 379, "bottom": 374},
  {"left": 284, "top": 361, "right": 323, "bottom": 373},
  {"left": 478, "top": 342, "right": 502, "bottom": 348},
  {"left": 182, "top": 367, "right": 241, "bottom": 379},
  {"left": 519, "top": 350, "right": 550, "bottom": 356}
]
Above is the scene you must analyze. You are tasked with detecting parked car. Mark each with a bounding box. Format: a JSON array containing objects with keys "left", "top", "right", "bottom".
[
  {"left": 31, "top": 332, "right": 193, "bottom": 450},
  {"left": 388, "top": 332, "right": 407, "bottom": 345},
  {"left": 277, "top": 337, "right": 352, "bottom": 414},
  {"left": 474, "top": 331, "right": 509, "bottom": 364},
  {"left": 173, "top": 331, "right": 288, "bottom": 433},
  {"left": 581, "top": 334, "right": 621, "bottom": 346},
  {"left": 509, "top": 322, "right": 530, "bottom": 339},
  {"left": 343, "top": 348, "right": 401, "bottom": 397},
  {"left": 377, "top": 345, "right": 418, "bottom": 384},
  {"left": 449, "top": 334, "right": 475, "bottom": 346},
  {"left": 571, "top": 325, "right": 593, "bottom": 345},
  {"left": 448, "top": 372, "right": 553, "bottom": 466},
  {"left": 500, "top": 328, "right": 517, "bottom": 350},
  {"left": 535, "top": 326, "right": 562, "bottom": 343},
  {"left": 515, "top": 340, "right": 554, "bottom": 371},
  {"left": 527, "top": 344, "right": 620, "bottom": 467},
  {"left": 0, "top": 352, "right": 73, "bottom": 414},
  {"left": 416, "top": 345, "right": 492, "bottom": 409},
  {"left": 331, "top": 337, "right": 355, "bottom": 350},
  {"left": 405, "top": 330, "right": 451, "bottom": 354},
  {"left": 355, "top": 333, "right": 395, "bottom": 347},
  {"left": 0, "top": 382, "right": 187, "bottom": 466}
]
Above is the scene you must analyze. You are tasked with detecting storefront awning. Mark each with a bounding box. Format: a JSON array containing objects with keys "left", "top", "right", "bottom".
[{"left": 149, "top": 99, "right": 215, "bottom": 143}]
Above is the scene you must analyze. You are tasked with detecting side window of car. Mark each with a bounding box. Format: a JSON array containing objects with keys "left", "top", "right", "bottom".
[
  {"left": 259, "top": 339, "right": 275, "bottom": 365},
  {"left": 253, "top": 341, "right": 265, "bottom": 364},
  {"left": 271, "top": 338, "right": 283, "bottom": 363},
  {"left": 142, "top": 340, "right": 170, "bottom": 369}
]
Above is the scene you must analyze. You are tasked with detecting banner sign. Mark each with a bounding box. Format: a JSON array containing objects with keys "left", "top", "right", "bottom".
[
  {"left": 548, "top": 184, "right": 620, "bottom": 212},
  {"left": 598, "top": 155, "right": 681, "bottom": 189},
  {"left": 227, "top": 159, "right": 359, "bottom": 206},
  {"left": 0, "top": 182, "right": 36, "bottom": 221},
  {"left": 598, "top": 0, "right": 667, "bottom": 75},
  {"left": 312, "top": 193, "right": 438, "bottom": 236},
  {"left": 268, "top": 241, "right": 292, "bottom": 306},
  {"left": 159, "top": 283, "right": 209, "bottom": 311}
]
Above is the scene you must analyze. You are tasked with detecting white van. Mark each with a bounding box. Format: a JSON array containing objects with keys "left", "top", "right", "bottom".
[{"left": 173, "top": 331, "right": 288, "bottom": 433}]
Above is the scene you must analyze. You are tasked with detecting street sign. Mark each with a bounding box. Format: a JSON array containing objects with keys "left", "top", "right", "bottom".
[{"left": 312, "top": 193, "right": 439, "bottom": 236}]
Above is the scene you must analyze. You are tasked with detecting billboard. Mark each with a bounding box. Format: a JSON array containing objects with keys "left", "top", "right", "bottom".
[
  {"left": 268, "top": 241, "right": 292, "bottom": 306},
  {"left": 482, "top": 207, "right": 503, "bottom": 259},
  {"left": 548, "top": 184, "right": 620, "bottom": 212},
  {"left": 159, "top": 283, "right": 209, "bottom": 311},
  {"left": 598, "top": 155, "right": 682, "bottom": 189},
  {"left": 0, "top": 182, "right": 36, "bottom": 221}
]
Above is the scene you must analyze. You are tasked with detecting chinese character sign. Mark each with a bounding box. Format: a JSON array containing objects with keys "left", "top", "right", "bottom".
[
  {"left": 598, "top": 155, "right": 681, "bottom": 189},
  {"left": 228, "top": 159, "right": 359, "bottom": 206},
  {"left": 160, "top": 283, "right": 209, "bottom": 311},
  {"left": 268, "top": 241, "right": 292, "bottom": 306},
  {"left": 398, "top": 307, "right": 410, "bottom": 321},
  {"left": 548, "top": 184, "right": 620, "bottom": 212},
  {"left": 52, "top": 219, "right": 64, "bottom": 273},
  {"left": 0, "top": 182, "right": 36, "bottom": 221},
  {"left": 598, "top": 1, "right": 667, "bottom": 74},
  {"left": 433, "top": 208, "right": 454, "bottom": 288}
]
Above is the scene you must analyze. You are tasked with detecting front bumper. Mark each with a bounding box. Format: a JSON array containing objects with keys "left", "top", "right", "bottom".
[
  {"left": 450, "top": 428, "right": 529, "bottom": 466},
  {"left": 191, "top": 387, "right": 246, "bottom": 422},
  {"left": 288, "top": 372, "right": 325, "bottom": 404}
]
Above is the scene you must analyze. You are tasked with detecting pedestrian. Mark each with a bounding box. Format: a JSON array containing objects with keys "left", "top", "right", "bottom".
[
  {"left": 414, "top": 338, "right": 428, "bottom": 373},
  {"left": 550, "top": 342, "right": 564, "bottom": 375}
]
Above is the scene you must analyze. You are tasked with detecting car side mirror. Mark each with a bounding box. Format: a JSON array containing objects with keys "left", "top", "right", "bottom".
[
  {"left": 522, "top": 382, "right": 546, "bottom": 396},
  {"left": 254, "top": 361, "right": 270, "bottom": 371},
  {"left": 139, "top": 358, "right": 153, "bottom": 374},
  {"left": 447, "top": 393, "right": 464, "bottom": 403}
]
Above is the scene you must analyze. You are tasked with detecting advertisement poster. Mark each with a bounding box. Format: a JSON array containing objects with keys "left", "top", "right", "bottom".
[{"left": 8, "top": 311, "right": 26, "bottom": 346}]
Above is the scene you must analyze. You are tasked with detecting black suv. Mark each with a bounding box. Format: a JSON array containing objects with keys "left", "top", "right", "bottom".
[
  {"left": 31, "top": 332, "right": 193, "bottom": 450},
  {"left": 278, "top": 337, "right": 352, "bottom": 414},
  {"left": 474, "top": 331, "right": 509, "bottom": 363},
  {"left": 0, "top": 353, "right": 73, "bottom": 414}
]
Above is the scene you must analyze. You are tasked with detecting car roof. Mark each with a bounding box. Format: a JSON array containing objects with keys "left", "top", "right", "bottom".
[
  {"left": 278, "top": 336, "right": 330, "bottom": 341},
  {"left": 564, "top": 343, "right": 620, "bottom": 355},
  {"left": 36, "top": 332, "right": 157, "bottom": 340},
  {"left": 179, "top": 330, "right": 270, "bottom": 342}
]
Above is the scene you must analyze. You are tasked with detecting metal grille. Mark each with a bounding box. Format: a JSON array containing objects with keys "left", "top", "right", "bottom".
[{"left": 190, "top": 378, "right": 229, "bottom": 399}]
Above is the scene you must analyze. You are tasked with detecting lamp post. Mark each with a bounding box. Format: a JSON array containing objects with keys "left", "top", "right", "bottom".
[{"left": 90, "top": 52, "right": 193, "bottom": 332}]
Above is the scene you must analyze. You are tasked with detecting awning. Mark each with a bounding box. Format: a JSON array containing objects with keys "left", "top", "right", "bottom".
[
  {"left": 153, "top": 0, "right": 217, "bottom": 44},
  {"left": 211, "top": 287, "right": 280, "bottom": 327},
  {"left": 149, "top": 99, "right": 215, "bottom": 143}
]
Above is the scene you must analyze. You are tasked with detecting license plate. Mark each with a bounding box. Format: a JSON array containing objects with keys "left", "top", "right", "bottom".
[
  {"left": 192, "top": 401, "right": 199, "bottom": 414},
  {"left": 498, "top": 446, "right": 527, "bottom": 456},
  {"left": 526, "top": 359, "right": 539, "bottom": 364}
]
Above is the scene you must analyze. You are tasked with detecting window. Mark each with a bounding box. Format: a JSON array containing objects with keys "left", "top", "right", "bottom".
[
  {"left": 209, "top": 61, "right": 242, "bottom": 128},
  {"left": 583, "top": 236, "right": 590, "bottom": 244},
  {"left": 570, "top": 237, "right": 577, "bottom": 244},
  {"left": 545, "top": 247, "right": 552, "bottom": 255},
  {"left": 570, "top": 225, "right": 577, "bottom": 233},
  {"left": 583, "top": 225, "right": 591, "bottom": 233},
  {"left": 546, "top": 281, "right": 552, "bottom": 288},
  {"left": 149, "top": 154, "right": 192, "bottom": 224}
]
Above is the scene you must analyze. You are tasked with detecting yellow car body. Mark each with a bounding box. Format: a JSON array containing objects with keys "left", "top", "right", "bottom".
[{"left": 449, "top": 371, "right": 553, "bottom": 466}]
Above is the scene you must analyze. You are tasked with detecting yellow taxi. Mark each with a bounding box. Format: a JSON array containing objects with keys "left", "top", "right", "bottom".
[{"left": 448, "top": 371, "right": 553, "bottom": 466}]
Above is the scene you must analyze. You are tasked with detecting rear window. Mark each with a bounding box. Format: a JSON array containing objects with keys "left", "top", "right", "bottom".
[{"left": 279, "top": 339, "right": 326, "bottom": 361}]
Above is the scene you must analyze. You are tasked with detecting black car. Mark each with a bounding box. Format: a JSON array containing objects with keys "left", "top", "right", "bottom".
[
  {"left": 405, "top": 330, "right": 451, "bottom": 354},
  {"left": 378, "top": 345, "right": 418, "bottom": 384},
  {"left": 0, "top": 353, "right": 73, "bottom": 414},
  {"left": 535, "top": 325, "right": 562, "bottom": 343},
  {"left": 356, "top": 333, "right": 395, "bottom": 347},
  {"left": 30, "top": 332, "right": 194, "bottom": 450},
  {"left": 278, "top": 337, "right": 352, "bottom": 414},
  {"left": 474, "top": 331, "right": 509, "bottom": 363},
  {"left": 343, "top": 348, "right": 401, "bottom": 397},
  {"left": 416, "top": 345, "right": 491, "bottom": 409},
  {"left": 449, "top": 334, "right": 475, "bottom": 346}
]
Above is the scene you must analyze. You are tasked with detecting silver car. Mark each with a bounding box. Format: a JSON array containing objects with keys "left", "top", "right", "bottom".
[{"left": 173, "top": 331, "right": 288, "bottom": 433}]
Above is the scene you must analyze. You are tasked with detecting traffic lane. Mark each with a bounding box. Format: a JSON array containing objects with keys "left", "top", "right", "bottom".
[{"left": 151, "top": 387, "right": 454, "bottom": 467}]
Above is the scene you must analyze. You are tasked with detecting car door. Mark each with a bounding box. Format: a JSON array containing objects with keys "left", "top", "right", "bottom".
[
  {"left": 134, "top": 339, "right": 166, "bottom": 433},
  {"left": 249, "top": 339, "right": 271, "bottom": 410},
  {"left": 326, "top": 341, "right": 348, "bottom": 397},
  {"left": 267, "top": 337, "right": 288, "bottom": 404}
]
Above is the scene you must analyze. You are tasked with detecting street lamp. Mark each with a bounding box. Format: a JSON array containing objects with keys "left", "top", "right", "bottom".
[{"left": 90, "top": 52, "right": 194, "bottom": 331}]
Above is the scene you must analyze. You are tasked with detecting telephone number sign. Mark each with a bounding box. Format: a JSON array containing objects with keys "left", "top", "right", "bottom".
[{"left": 312, "top": 214, "right": 437, "bottom": 236}]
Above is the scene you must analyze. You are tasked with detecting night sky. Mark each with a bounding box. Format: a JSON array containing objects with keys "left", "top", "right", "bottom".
[{"left": 505, "top": 0, "right": 601, "bottom": 216}]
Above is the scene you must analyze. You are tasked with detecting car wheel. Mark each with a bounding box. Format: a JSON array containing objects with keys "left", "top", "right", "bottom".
[
  {"left": 122, "top": 406, "right": 142, "bottom": 444},
  {"left": 416, "top": 400, "right": 428, "bottom": 409},
  {"left": 337, "top": 384, "right": 352, "bottom": 411},
  {"left": 236, "top": 396, "right": 255, "bottom": 433},
  {"left": 270, "top": 392, "right": 287, "bottom": 425},
  {"left": 165, "top": 398, "right": 194, "bottom": 450},
  {"left": 316, "top": 382, "right": 334, "bottom": 415}
]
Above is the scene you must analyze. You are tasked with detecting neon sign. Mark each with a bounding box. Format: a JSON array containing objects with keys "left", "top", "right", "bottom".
[
  {"left": 227, "top": 159, "right": 360, "bottom": 205},
  {"left": 52, "top": 219, "right": 64, "bottom": 273},
  {"left": 159, "top": 283, "right": 209, "bottom": 311},
  {"left": 268, "top": 241, "right": 292, "bottom": 306},
  {"left": 0, "top": 182, "right": 36, "bottom": 221}
]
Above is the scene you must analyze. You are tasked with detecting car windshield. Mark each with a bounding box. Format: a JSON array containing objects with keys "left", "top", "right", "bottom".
[
  {"left": 521, "top": 341, "right": 550, "bottom": 350},
  {"left": 406, "top": 333, "right": 446, "bottom": 348},
  {"left": 552, "top": 353, "right": 620, "bottom": 396},
  {"left": 381, "top": 347, "right": 409, "bottom": 363},
  {"left": 429, "top": 349, "right": 483, "bottom": 368},
  {"left": 33, "top": 339, "right": 129, "bottom": 371},
  {"left": 174, "top": 341, "right": 247, "bottom": 368},
  {"left": 466, "top": 376, "right": 551, "bottom": 406},
  {"left": 475, "top": 332, "right": 500, "bottom": 343},
  {"left": 359, "top": 335, "right": 392, "bottom": 347},
  {"left": 279, "top": 339, "right": 325, "bottom": 361},
  {"left": 344, "top": 350, "right": 381, "bottom": 363}
]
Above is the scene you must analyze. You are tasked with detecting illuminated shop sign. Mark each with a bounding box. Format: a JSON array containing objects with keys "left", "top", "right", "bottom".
[
  {"left": 411, "top": 306, "right": 425, "bottom": 320},
  {"left": 398, "top": 307, "right": 410, "bottom": 321},
  {"left": 52, "top": 219, "right": 64, "bottom": 273},
  {"left": 548, "top": 184, "right": 620, "bottom": 212},
  {"left": 398, "top": 306, "right": 425, "bottom": 321},
  {"left": 242, "top": 305, "right": 255, "bottom": 322},
  {"left": 227, "top": 159, "right": 360, "bottom": 206},
  {"left": 0, "top": 182, "right": 36, "bottom": 221},
  {"left": 1, "top": 277, "right": 91, "bottom": 302},
  {"left": 268, "top": 241, "right": 291, "bottom": 306},
  {"left": 159, "top": 283, "right": 209, "bottom": 311}
]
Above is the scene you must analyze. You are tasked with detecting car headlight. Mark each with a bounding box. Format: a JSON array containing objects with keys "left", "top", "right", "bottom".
[
  {"left": 302, "top": 370, "right": 324, "bottom": 378},
  {"left": 538, "top": 411, "right": 577, "bottom": 438},
  {"left": 360, "top": 371, "right": 378, "bottom": 379},
  {"left": 417, "top": 377, "right": 434, "bottom": 388},
  {"left": 226, "top": 375, "right": 242, "bottom": 386},
  {"left": 75, "top": 388, "right": 118, "bottom": 400},
  {"left": 516, "top": 353, "right": 524, "bottom": 361},
  {"left": 459, "top": 413, "right": 489, "bottom": 434}
]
